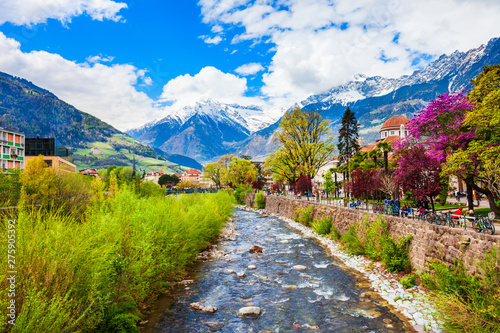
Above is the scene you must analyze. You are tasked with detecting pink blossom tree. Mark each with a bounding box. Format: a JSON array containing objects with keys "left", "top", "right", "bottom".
[
  {"left": 403, "top": 92, "right": 478, "bottom": 210},
  {"left": 394, "top": 140, "right": 442, "bottom": 210}
]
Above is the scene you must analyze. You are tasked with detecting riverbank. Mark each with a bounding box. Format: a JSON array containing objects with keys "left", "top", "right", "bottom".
[{"left": 238, "top": 205, "right": 444, "bottom": 333}]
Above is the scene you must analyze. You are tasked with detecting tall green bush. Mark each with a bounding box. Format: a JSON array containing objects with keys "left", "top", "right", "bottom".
[
  {"left": 311, "top": 216, "right": 332, "bottom": 235},
  {"left": 0, "top": 189, "right": 235, "bottom": 333},
  {"left": 254, "top": 191, "right": 266, "bottom": 209},
  {"left": 234, "top": 183, "right": 252, "bottom": 205},
  {"left": 293, "top": 205, "right": 314, "bottom": 226}
]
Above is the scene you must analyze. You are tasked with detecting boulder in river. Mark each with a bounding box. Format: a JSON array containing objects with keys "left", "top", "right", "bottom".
[
  {"left": 292, "top": 265, "right": 308, "bottom": 271},
  {"left": 248, "top": 265, "right": 257, "bottom": 270},
  {"left": 239, "top": 306, "right": 261, "bottom": 316},
  {"left": 190, "top": 302, "right": 218, "bottom": 313},
  {"left": 249, "top": 245, "right": 263, "bottom": 253}
]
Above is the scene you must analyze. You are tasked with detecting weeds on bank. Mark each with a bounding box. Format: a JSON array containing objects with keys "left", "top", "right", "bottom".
[
  {"left": 339, "top": 214, "right": 413, "bottom": 273},
  {"left": 293, "top": 205, "right": 314, "bottom": 227},
  {"left": 254, "top": 191, "right": 266, "bottom": 209},
  {"left": 421, "top": 248, "right": 500, "bottom": 332},
  {"left": 0, "top": 189, "right": 235, "bottom": 333}
]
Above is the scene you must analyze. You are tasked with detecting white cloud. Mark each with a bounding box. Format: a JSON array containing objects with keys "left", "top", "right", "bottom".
[
  {"left": 201, "top": 35, "right": 223, "bottom": 44},
  {"left": 86, "top": 54, "right": 115, "bottom": 63},
  {"left": 160, "top": 66, "right": 264, "bottom": 108},
  {"left": 199, "top": 0, "right": 500, "bottom": 102},
  {"left": 0, "top": 0, "right": 127, "bottom": 25},
  {"left": 0, "top": 32, "right": 157, "bottom": 131},
  {"left": 235, "top": 62, "right": 264, "bottom": 76}
]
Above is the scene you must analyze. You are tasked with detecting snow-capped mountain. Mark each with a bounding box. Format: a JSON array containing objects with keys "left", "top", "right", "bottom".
[
  {"left": 127, "top": 99, "right": 283, "bottom": 163},
  {"left": 128, "top": 37, "right": 500, "bottom": 163},
  {"left": 300, "top": 38, "right": 495, "bottom": 109},
  {"left": 236, "top": 37, "right": 500, "bottom": 159}
]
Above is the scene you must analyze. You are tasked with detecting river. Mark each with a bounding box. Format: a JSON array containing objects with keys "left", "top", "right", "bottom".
[{"left": 143, "top": 208, "right": 413, "bottom": 332}]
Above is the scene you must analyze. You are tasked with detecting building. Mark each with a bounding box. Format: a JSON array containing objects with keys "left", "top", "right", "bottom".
[
  {"left": 25, "top": 137, "right": 56, "bottom": 156},
  {"left": 0, "top": 127, "right": 25, "bottom": 170},
  {"left": 360, "top": 116, "right": 410, "bottom": 153},
  {"left": 144, "top": 170, "right": 163, "bottom": 184},
  {"left": 198, "top": 172, "right": 215, "bottom": 188},
  {"left": 79, "top": 168, "right": 99, "bottom": 177},
  {"left": 24, "top": 156, "right": 76, "bottom": 173},
  {"left": 181, "top": 169, "right": 202, "bottom": 183}
]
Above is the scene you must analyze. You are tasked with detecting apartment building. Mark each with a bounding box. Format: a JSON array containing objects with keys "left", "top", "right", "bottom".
[{"left": 0, "top": 127, "right": 25, "bottom": 170}]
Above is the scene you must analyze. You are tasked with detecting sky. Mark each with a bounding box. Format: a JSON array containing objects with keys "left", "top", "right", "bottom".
[{"left": 0, "top": 0, "right": 500, "bottom": 131}]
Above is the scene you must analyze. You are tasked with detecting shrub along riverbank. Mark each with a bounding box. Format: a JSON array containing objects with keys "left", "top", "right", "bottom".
[{"left": 0, "top": 186, "right": 234, "bottom": 332}]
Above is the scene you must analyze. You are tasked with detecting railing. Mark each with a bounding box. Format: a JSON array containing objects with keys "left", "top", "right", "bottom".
[
  {"left": 165, "top": 188, "right": 219, "bottom": 195},
  {"left": 266, "top": 193, "right": 496, "bottom": 235}
]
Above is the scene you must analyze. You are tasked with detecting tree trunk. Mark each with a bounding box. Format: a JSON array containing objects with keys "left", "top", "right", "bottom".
[
  {"left": 467, "top": 178, "right": 500, "bottom": 218},
  {"left": 466, "top": 183, "right": 474, "bottom": 211},
  {"left": 430, "top": 196, "right": 435, "bottom": 211},
  {"left": 334, "top": 173, "right": 338, "bottom": 198},
  {"left": 384, "top": 152, "right": 389, "bottom": 174}
]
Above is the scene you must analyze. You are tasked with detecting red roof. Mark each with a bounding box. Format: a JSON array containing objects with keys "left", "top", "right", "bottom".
[
  {"left": 184, "top": 169, "right": 201, "bottom": 175},
  {"left": 380, "top": 116, "right": 410, "bottom": 130}
]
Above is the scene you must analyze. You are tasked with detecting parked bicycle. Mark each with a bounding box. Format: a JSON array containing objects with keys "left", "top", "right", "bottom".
[{"left": 472, "top": 216, "right": 495, "bottom": 235}]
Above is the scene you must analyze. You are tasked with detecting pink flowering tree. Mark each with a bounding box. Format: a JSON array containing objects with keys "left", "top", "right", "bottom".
[
  {"left": 403, "top": 92, "right": 479, "bottom": 210},
  {"left": 393, "top": 139, "right": 442, "bottom": 211}
]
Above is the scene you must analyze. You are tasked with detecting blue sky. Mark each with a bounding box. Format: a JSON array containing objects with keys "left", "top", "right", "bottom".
[{"left": 0, "top": 0, "right": 499, "bottom": 130}]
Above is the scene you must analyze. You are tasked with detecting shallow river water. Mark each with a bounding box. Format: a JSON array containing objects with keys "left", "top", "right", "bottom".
[{"left": 144, "top": 209, "right": 413, "bottom": 333}]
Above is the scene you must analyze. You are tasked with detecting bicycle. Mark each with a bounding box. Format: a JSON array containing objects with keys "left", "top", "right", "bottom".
[{"left": 472, "top": 216, "right": 495, "bottom": 235}]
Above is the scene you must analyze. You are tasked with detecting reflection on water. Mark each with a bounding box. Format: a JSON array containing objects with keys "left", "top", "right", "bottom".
[{"left": 144, "top": 209, "right": 413, "bottom": 333}]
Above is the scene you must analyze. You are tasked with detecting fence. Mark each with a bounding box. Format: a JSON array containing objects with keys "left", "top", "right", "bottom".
[
  {"left": 266, "top": 193, "right": 496, "bottom": 235},
  {"left": 165, "top": 188, "right": 219, "bottom": 195}
]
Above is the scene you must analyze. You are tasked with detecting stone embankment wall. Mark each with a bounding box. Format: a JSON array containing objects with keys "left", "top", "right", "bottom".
[{"left": 255, "top": 195, "right": 498, "bottom": 275}]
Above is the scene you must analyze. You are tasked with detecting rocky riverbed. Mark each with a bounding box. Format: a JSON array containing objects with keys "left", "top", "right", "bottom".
[
  {"left": 144, "top": 208, "right": 437, "bottom": 332},
  {"left": 239, "top": 206, "right": 444, "bottom": 333}
]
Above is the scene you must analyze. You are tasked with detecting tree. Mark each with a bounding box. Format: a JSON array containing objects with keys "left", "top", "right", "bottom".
[
  {"left": 224, "top": 156, "right": 257, "bottom": 186},
  {"left": 380, "top": 174, "right": 398, "bottom": 200},
  {"left": 368, "top": 148, "right": 382, "bottom": 168},
  {"left": 275, "top": 107, "right": 334, "bottom": 178},
  {"left": 294, "top": 175, "right": 313, "bottom": 195},
  {"left": 239, "top": 155, "right": 252, "bottom": 160},
  {"left": 338, "top": 107, "right": 360, "bottom": 179},
  {"left": 350, "top": 168, "right": 381, "bottom": 202},
  {"left": 203, "top": 163, "right": 224, "bottom": 189},
  {"left": 217, "top": 154, "right": 234, "bottom": 169},
  {"left": 322, "top": 169, "right": 336, "bottom": 198},
  {"left": 376, "top": 142, "right": 392, "bottom": 174},
  {"left": 405, "top": 91, "right": 478, "bottom": 211},
  {"left": 158, "top": 174, "right": 180, "bottom": 187},
  {"left": 394, "top": 142, "right": 442, "bottom": 211}
]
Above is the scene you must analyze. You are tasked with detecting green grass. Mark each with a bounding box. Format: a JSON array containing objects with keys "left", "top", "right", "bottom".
[{"left": 0, "top": 189, "right": 235, "bottom": 332}]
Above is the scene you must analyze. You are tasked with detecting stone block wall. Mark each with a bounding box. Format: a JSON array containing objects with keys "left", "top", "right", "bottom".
[{"left": 262, "top": 195, "right": 498, "bottom": 275}]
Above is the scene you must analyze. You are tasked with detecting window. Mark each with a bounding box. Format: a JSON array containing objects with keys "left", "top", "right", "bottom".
[
  {"left": 390, "top": 131, "right": 395, "bottom": 135},
  {"left": 3, "top": 146, "right": 9, "bottom": 155},
  {"left": 398, "top": 131, "right": 401, "bottom": 136}
]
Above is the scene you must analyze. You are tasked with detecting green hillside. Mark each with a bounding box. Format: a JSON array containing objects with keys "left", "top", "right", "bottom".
[{"left": 0, "top": 71, "right": 192, "bottom": 172}]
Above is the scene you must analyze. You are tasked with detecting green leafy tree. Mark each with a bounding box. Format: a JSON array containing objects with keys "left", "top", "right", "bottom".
[
  {"left": 322, "top": 169, "right": 336, "bottom": 197},
  {"left": 376, "top": 142, "right": 392, "bottom": 174},
  {"left": 224, "top": 157, "right": 257, "bottom": 186},
  {"left": 158, "top": 174, "right": 180, "bottom": 187},
  {"left": 338, "top": 107, "right": 360, "bottom": 179},
  {"left": 266, "top": 107, "right": 334, "bottom": 185},
  {"left": 203, "top": 162, "right": 224, "bottom": 189}
]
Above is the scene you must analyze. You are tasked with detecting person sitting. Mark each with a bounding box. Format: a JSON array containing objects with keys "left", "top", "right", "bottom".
[{"left": 452, "top": 207, "right": 463, "bottom": 219}]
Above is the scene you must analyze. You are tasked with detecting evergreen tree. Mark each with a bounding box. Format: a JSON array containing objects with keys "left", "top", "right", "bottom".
[{"left": 337, "top": 107, "right": 360, "bottom": 179}]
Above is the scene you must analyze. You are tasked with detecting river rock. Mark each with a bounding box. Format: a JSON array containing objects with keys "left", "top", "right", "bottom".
[
  {"left": 283, "top": 285, "right": 298, "bottom": 290},
  {"left": 292, "top": 265, "right": 308, "bottom": 271},
  {"left": 223, "top": 269, "right": 236, "bottom": 274},
  {"left": 248, "top": 265, "right": 257, "bottom": 270},
  {"left": 249, "top": 245, "right": 263, "bottom": 253},
  {"left": 190, "top": 302, "right": 218, "bottom": 313},
  {"left": 237, "top": 272, "right": 246, "bottom": 278},
  {"left": 239, "top": 306, "right": 261, "bottom": 316}
]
